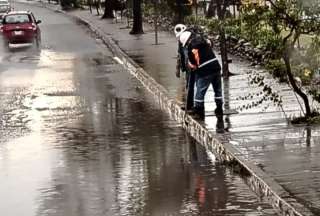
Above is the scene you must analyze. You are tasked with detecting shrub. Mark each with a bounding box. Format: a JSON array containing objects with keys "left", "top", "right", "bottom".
[{"left": 265, "top": 59, "right": 288, "bottom": 82}]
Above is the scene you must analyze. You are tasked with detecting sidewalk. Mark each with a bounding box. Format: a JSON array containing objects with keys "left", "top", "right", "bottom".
[{"left": 18, "top": 1, "right": 320, "bottom": 215}]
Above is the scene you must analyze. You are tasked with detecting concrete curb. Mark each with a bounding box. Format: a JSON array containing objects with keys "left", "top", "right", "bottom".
[{"left": 17, "top": 1, "right": 315, "bottom": 215}]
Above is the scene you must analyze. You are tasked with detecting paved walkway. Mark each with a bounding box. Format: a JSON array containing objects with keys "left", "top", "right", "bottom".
[{"left": 17, "top": 1, "right": 320, "bottom": 215}]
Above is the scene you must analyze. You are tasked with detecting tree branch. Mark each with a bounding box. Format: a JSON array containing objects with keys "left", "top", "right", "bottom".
[{"left": 283, "top": 27, "right": 294, "bottom": 45}]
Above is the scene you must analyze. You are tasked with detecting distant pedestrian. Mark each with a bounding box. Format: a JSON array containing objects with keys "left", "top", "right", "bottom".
[
  {"left": 179, "top": 30, "right": 223, "bottom": 120},
  {"left": 174, "top": 24, "right": 195, "bottom": 111}
]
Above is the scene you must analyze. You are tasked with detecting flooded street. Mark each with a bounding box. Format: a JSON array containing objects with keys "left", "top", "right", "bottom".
[{"left": 0, "top": 3, "right": 277, "bottom": 215}]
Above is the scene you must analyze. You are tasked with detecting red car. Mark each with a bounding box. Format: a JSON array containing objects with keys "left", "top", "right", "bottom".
[{"left": 1, "top": 11, "right": 41, "bottom": 49}]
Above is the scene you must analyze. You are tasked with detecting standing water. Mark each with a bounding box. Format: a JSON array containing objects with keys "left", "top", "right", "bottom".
[
  {"left": 0, "top": 3, "right": 276, "bottom": 215},
  {"left": 0, "top": 51, "right": 276, "bottom": 215}
]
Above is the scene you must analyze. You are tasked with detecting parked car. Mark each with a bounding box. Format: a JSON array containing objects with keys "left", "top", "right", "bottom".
[
  {"left": 1, "top": 11, "right": 41, "bottom": 49},
  {"left": 0, "top": 0, "right": 11, "bottom": 19}
]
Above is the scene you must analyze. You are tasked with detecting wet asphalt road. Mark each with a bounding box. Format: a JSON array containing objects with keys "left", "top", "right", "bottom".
[{"left": 0, "top": 3, "right": 277, "bottom": 216}]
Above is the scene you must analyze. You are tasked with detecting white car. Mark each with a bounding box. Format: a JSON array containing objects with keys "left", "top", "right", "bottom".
[{"left": 0, "top": 0, "right": 11, "bottom": 19}]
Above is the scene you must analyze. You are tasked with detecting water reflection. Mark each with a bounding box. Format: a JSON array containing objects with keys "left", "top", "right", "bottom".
[
  {"left": 306, "top": 127, "right": 312, "bottom": 148},
  {"left": 0, "top": 48, "right": 276, "bottom": 216},
  {"left": 38, "top": 96, "right": 275, "bottom": 216}
]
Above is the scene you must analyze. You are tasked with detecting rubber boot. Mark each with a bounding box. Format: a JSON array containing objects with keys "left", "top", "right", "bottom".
[
  {"left": 192, "top": 106, "right": 205, "bottom": 121},
  {"left": 216, "top": 115, "right": 225, "bottom": 133},
  {"left": 214, "top": 101, "right": 223, "bottom": 116}
]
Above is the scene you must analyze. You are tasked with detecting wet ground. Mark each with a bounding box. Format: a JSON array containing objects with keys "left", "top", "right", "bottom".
[
  {"left": 62, "top": 7, "right": 320, "bottom": 214},
  {"left": 0, "top": 3, "right": 278, "bottom": 216}
]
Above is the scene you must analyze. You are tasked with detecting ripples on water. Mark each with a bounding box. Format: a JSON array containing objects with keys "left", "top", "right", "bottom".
[
  {"left": 43, "top": 57, "right": 275, "bottom": 215},
  {"left": 42, "top": 100, "right": 276, "bottom": 216},
  {"left": 0, "top": 52, "right": 276, "bottom": 216}
]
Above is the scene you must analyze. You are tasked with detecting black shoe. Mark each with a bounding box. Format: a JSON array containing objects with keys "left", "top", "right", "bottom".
[
  {"left": 181, "top": 105, "right": 194, "bottom": 111},
  {"left": 193, "top": 113, "right": 205, "bottom": 121},
  {"left": 186, "top": 109, "right": 195, "bottom": 115},
  {"left": 188, "top": 107, "right": 205, "bottom": 121},
  {"left": 216, "top": 115, "right": 224, "bottom": 133}
]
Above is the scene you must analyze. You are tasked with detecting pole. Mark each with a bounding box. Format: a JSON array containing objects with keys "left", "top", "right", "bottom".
[
  {"left": 126, "top": 0, "right": 130, "bottom": 28},
  {"left": 154, "top": 1, "right": 158, "bottom": 45}
]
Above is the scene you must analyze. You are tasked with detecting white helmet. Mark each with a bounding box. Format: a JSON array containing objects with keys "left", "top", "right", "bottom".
[
  {"left": 174, "top": 24, "right": 187, "bottom": 38},
  {"left": 179, "top": 31, "right": 192, "bottom": 47}
]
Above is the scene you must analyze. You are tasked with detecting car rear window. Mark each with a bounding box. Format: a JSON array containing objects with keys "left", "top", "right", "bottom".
[
  {"left": 4, "top": 14, "right": 31, "bottom": 24},
  {"left": 0, "top": 1, "right": 9, "bottom": 4}
]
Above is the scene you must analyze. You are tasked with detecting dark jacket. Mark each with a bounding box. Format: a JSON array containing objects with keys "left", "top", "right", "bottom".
[{"left": 186, "top": 36, "right": 221, "bottom": 77}]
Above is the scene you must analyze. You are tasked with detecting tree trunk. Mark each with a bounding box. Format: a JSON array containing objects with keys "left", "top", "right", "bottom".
[
  {"left": 206, "top": 0, "right": 216, "bottom": 18},
  {"left": 95, "top": 0, "right": 100, "bottom": 15},
  {"left": 176, "top": 0, "right": 183, "bottom": 23},
  {"left": 88, "top": 0, "right": 92, "bottom": 13},
  {"left": 195, "top": 0, "right": 198, "bottom": 18},
  {"left": 216, "top": 0, "right": 230, "bottom": 77},
  {"left": 102, "top": 0, "right": 115, "bottom": 18},
  {"left": 130, "top": 0, "right": 144, "bottom": 34},
  {"left": 283, "top": 47, "right": 311, "bottom": 117},
  {"left": 219, "top": 28, "right": 230, "bottom": 77}
]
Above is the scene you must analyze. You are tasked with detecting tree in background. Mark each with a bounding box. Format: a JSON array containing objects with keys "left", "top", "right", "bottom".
[
  {"left": 206, "top": 0, "right": 217, "bottom": 18},
  {"left": 60, "top": 0, "right": 79, "bottom": 9},
  {"left": 102, "top": 0, "right": 115, "bottom": 18},
  {"left": 216, "top": 0, "right": 233, "bottom": 77},
  {"left": 174, "top": 0, "right": 193, "bottom": 23},
  {"left": 242, "top": 0, "right": 320, "bottom": 119},
  {"left": 88, "top": 0, "right": 93, "bottom": 13},
  {"left": 176, "top": 0, "right": 184, "bottom": 23},
  {"left": 130, "top": 0, "right": 144, "bottom": 34},
  {"left": 216, "top": 0, "right": 228, "bottom": 77},
  {"left": 94, "top": 0, "right": 101, "bottom": 15}
]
